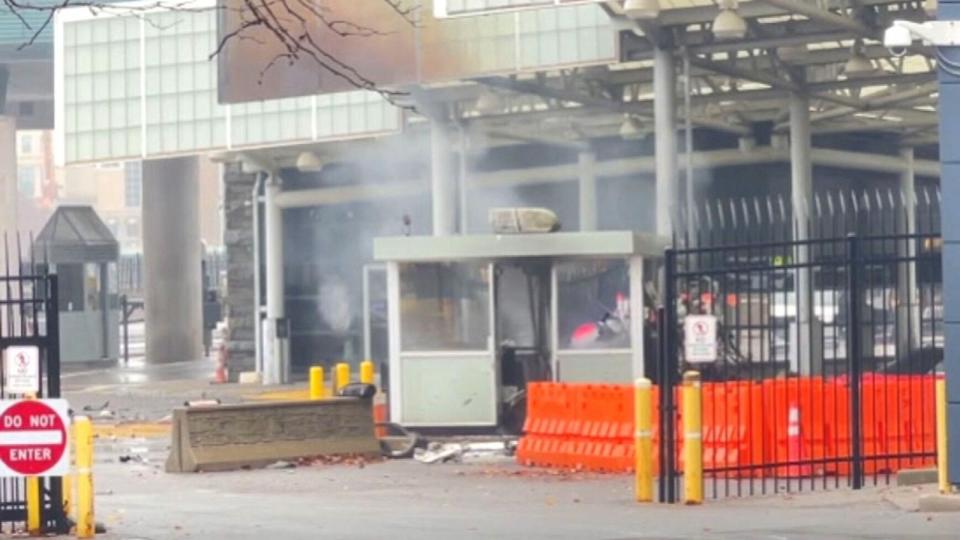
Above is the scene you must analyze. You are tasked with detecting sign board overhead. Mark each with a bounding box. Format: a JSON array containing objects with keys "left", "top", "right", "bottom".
[
  {"left": 217, "top": 0, "right": 617, "bottom": 103},
  {"left": 0, "top": 399, "right": 70, "bottom": 477}
]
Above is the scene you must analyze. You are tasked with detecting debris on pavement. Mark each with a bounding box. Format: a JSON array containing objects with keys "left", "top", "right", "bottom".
[
  {"left": 265, "top": 460, "right": 296, "bottom": 470},
  {"left": 414, "top": 440, "right": 517, "bottom": 465}
]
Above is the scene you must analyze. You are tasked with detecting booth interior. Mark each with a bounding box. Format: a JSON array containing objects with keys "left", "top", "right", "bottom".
[{"left": 373, "top": 230, "right": 666, "bottom": 432}]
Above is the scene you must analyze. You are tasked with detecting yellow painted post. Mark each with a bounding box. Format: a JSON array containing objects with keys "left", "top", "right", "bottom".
[
  {"left": 682, "top": 371, "right": 703, "bottom": 505},
  {"left": 75, "top": 416, "right": 94, "bottom": 539},
  {"left": 26, "top": 476, "right": 41, "bottom": 535},
  {"left": 309, "top": 366, "right": 325, "bottom": 400},
  {"left": 360, "top": 361, "right": 375, "bottom": 385},
  {"left": 937, "top": 378, "right": 949, "bottom": 494},
  {"left": 634, "top": 377, "right": 654, "bottom": 503},
  {"left": 62, "top": 472, "right": 73, "bottom": 521},
  {"left": 22, "top": 392, "right": 41, "bottom": 535},
  {"left": 335, "top": 362, "right": 350, "bottom": 394}
]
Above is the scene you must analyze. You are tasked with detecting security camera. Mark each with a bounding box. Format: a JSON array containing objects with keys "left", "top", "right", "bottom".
[{"left": 883, "top": 23, "right": 913, "bottom": 56}]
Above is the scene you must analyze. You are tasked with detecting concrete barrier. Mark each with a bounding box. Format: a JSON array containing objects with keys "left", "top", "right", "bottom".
[{"left": 165, "top": 398, "right": 381, "bottom": 473}]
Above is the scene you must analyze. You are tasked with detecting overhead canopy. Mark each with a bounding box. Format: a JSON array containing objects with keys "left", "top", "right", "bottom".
[
  {"left": 33, "top": 206, "right": 119, "bottom": 264},
  {"left": 374, "top": 231, "right": 668, "bottom": 263}
]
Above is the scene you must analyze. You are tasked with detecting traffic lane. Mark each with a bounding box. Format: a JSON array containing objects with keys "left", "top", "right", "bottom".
[{"left": 93, "top": 460, "right": 960, "bottom": 540}]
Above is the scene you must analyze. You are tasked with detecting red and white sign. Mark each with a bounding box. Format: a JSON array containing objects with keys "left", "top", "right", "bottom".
[
  {"left": 684, "top": 315, "right": 718, "bottom": 363},
  {"left": 0, "top": 400, "right": 70, "bottom": 477},
  {"left": 3, "top": 346, "right": 40, "bottom": 395}
]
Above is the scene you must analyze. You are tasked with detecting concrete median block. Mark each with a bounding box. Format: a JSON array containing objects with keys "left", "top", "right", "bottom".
[
  {"left": 165, "top": 398, "right": 380, "bottom": 473},
  {"left": 896, "top": 468, "right": 939, "bottom": 487},
  {"left": 918, "top": 493, "right": 960, "bottom": 513}
]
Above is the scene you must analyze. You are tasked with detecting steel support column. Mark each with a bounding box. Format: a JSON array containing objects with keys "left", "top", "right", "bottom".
[
  {"left": 655, "top": 48, "right": 678, "bottom": 237},
  {"left": 578, "top": 151, "right": 597, "bottom": 231},
  {"left": 790, "top": 92, "right": 815, "bottom": 375},
  {"left": 262, "top": 173, "right": 289, "bottom": 385},
  {"left": 939, "top": 0, "right": 960, "bottom": 485},
  {"left": 431, "top": 119, "right": 456, "bottom": 236},
  {"left": 897, "top": 147, "right": 920, "bottom": 356},
  {"left": 0, "top": 116, "right": 16, "bottom": 249}
]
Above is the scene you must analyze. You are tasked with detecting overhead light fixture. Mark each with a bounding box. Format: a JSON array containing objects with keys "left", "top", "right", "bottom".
[
  {"left": 619, "top": 115, "right": 646, "bottom": 140},
  {"left": 843, "top": 41, "right": 876, "bottom": 78},
  {"left": 475, "top": 92, "right": 504, "bottom": 115},
  {"left": 623, "top": 0, "right": 660, "bottom": 20},
  {"left": 712, "top": 0, "right": 747, "bottom": 41},
  {"left": 295, "top": 151, "right": 325, "bottom": 172}
]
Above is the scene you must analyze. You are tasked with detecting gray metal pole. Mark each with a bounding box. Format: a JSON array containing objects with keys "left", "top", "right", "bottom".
[
  {"left": 654, "top": 47, "right": 678, "bottom": 238},
  {"left": 578, "top": 151, "right": 597, "bottom": 231},
  {"left": 897, "top": 147, "right": 920, "bottom": 355},
  {"left": 790, "top": 92, "right": 815, "bottom": 375},
  {"left": 431, "top": 119, "right": 456, "bottom": 236},
  {"left": 683, "top": 50, "right": 695, "bottom": 240},
  {"left": 263, "top": 173, "right": 289, "bottom": 384},
  {"left": 252, "top": 173, "right": 264, "bottom": 376},
  {"left": 458, "top": 124, "right": 469, "bottom": 234}
]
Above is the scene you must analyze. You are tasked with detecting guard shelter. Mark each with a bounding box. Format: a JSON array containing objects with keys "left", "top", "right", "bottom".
[
  {"left": 374, "top": 230, "right": 667, "bottom": 429},
  {"left": 33, "top": 206, "right": 121, "bottom": 364}
]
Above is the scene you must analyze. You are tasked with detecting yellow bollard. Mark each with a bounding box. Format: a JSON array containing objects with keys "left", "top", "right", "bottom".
[
  {"left": 360, "top": 361, "right": 375, "bottom": 385},
  {"left": 63, "top": 473, "right": 73, "bottom": 521},
  {"left": 75, "top": 416, "right": 94, "bottom": 539},
  {"left": 634, "top": 377, "right": 654, "bottom": 503},
  {"left": 682, "top": 371, "right": 703, "bottom": 505},
  {"left": 26, "top": 476, "right": 41, "bottom": 535},
  {"left": 309, "top": 366, "right": 325, "bottom": 400},
  {"left": 937, "top": 378, "right": 949, "bottom": 494},
  {"left": 335, "top": 362, "right": 350, "bottom": 394}
]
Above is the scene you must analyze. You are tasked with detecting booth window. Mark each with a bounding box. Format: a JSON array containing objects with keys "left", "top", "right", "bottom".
[
  {"left": 557, "top": 259, "right": 631, "bottom": 350},
  {"left": 399, "top": 262, "right": 490, "bottom": 352}
]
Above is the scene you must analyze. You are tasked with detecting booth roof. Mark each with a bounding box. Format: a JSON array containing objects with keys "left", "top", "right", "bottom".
[
  {"left": 32, "top": 205, "right": 120, "bottom": 265},
  {"left": 373, "top": 231, "right": 668, "bottom": 263}
]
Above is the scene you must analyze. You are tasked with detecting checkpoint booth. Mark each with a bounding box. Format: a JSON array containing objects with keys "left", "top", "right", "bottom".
[
  {"left": 33, "top": 206, "right": 121, "bottom": 364},
  {"left": 373, "top": 231, "right": 667, "bottom": 430}
]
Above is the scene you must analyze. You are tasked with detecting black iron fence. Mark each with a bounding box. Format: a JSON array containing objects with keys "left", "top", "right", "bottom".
[
  {"left": 656, "top": 187, "right": 943, "bottom": 501},
  {"left": 0, "top": 233, "right": 67, "bottom": 533}
]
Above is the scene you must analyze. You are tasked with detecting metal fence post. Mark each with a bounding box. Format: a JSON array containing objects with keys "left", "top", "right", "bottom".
[
  {"left": 846, "top": 234, "right": 863, "bottom": 489},
  {"left": 661, "top": 248, "right": 679, "bottom": 503}
]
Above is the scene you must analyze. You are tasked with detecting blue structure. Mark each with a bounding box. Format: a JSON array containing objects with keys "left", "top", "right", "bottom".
[{"left": 939, "top": 0, "right": 960, "bottom": 483}]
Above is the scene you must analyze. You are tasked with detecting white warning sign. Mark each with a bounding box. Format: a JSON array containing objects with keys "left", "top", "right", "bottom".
[
  {"left": 3, "top": 346, "right": 40, "bottom": 395},
  {"left": 684, "top": 315, "right": 718, "bottom": 363}
]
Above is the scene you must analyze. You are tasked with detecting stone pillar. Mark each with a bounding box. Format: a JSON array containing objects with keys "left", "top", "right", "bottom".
[
  {"left": 142, "top": 157, "right": 203, "bottom": 363},
  {"left": 578, "top": 151, "right": 597, "bottom": 231},
  {"left": 0, "top": 116, "right": 16, "bottom": 254},
  {"left": 654, "top": 47, "right": 677, "bottom": 238},
  {"left": 223, "top": 163, "right": 258, "bottom": 377},
  {"left": 431, "top": 119, "right": 456, "bottom": 236},
  {"left": 939, "top": 0, "right": 960, "bottom": 485}
]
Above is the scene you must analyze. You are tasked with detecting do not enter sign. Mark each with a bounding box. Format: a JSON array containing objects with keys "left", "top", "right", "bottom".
[{"left": 0, "top": 400, "right": 70, "bottom": 477}]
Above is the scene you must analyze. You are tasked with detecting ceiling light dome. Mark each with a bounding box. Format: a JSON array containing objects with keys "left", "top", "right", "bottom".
[
  {"left": 843, "top": 42, "right": 876, "bottom": 78},
  {"left": 712, "top": 0, "right": 747, "bottom": 41},
  {"left": 623, "top": 0, "right": 660, "bottom": 20}
]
